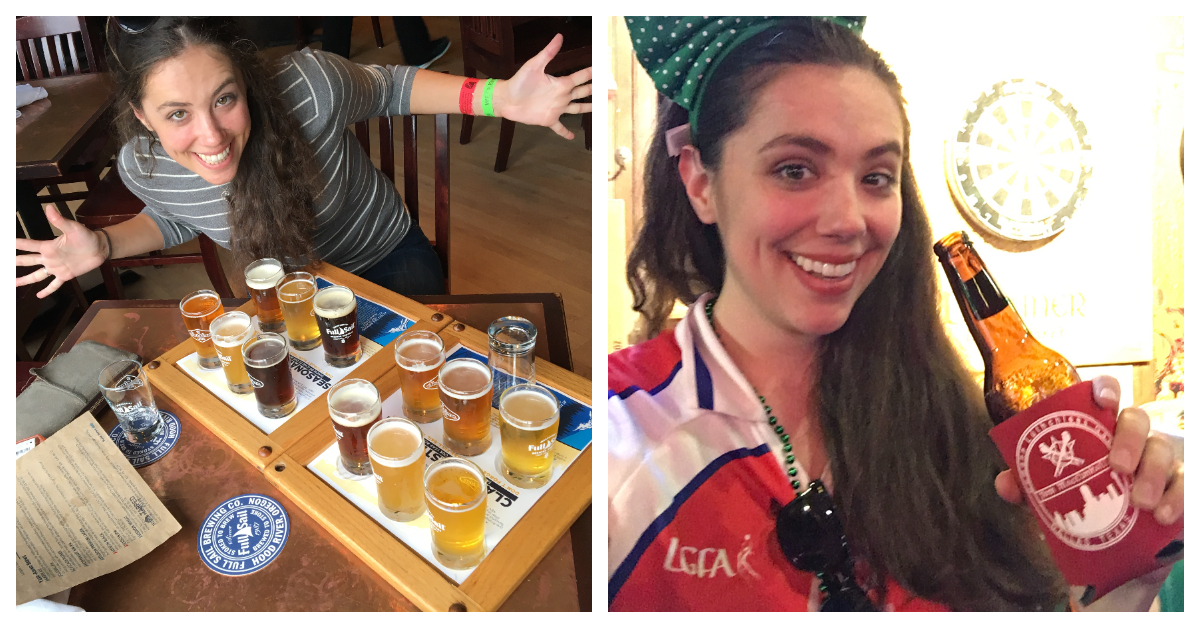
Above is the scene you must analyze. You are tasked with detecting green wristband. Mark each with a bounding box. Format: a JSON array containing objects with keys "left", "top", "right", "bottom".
[{"left": 481, "top": 78, "right": 497, "bottom": 117}]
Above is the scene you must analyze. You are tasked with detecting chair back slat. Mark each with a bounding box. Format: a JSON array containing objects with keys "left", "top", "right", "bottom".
[
  {"left": 378, "top": 115, "right": 394, "bottom": 189},
  {"left": 433, "top": 112, "right": 450, "bottom": 292},
  {"left": 402, "top": 115, "right": 418, "bottom": 222}
]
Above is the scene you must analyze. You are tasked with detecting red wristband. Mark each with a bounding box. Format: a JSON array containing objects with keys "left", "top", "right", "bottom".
[{"left": 459, "top": 78, "right": 479, "bottom": 115}]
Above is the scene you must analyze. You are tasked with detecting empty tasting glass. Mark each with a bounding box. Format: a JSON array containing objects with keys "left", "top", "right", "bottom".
[
  {"left": 328, "top": 378, "right": 383, "bottom": 476},
  {"left": 424, "top": 456, "right": 488, "bottom": 569},
  {"left": 244, "top": 258, "right": 286, "bottom": 333},
  {"left": 277, "top": 271, "right": 322, "bottom": 351},
  {"left": 241, "top": 332, "right": 297, "bottom": 418},
  {"left": 498, "top": 383, "right": 560, "bottom": 489},
  {"left": 367, "top": 417, "right": 427, "bottom": 522},
  {"left": 314, "top": 285, "right": 361, "bottom": 368},
  {"left": 180, "top": 289, "right": 225, "bottom": 370},
  {"left": 438, "top": 358, "right": 494, "bottom": 456},
  {"left": 98, "top": 360, "right": 164, "bottom": 443},
  {"left": 488, "top": 316, "right": 537, "bottom": 395},
  {"left": 210, "top": 310, "right": 255, "bottom": 394},
  {"left": 393, "top": 330, "right": 445, "bottom": 423}
]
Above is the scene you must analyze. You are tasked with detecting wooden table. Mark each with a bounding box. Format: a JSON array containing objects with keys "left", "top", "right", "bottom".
[
  {"left": 53, "top": 291, "right": 588, "bottom": 611},
  {"left": 16, "top": 73, "right": 116, "bottom": 240}
]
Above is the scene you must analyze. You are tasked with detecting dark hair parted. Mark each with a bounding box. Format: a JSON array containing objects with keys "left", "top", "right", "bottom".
[
  {"left": 627, "top": 18, "right": 1067, "bottom": 610},
  {"left": 106, "top": 17, "right": 321, "bottom": 272}
]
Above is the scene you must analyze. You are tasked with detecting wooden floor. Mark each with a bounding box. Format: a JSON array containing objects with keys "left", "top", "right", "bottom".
[{"left": 39, "top": 17, "right": 592, "bottom": 378}]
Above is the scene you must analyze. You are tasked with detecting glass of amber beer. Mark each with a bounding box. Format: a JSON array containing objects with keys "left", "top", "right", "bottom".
[
  {"left": 180, "top": 289, "right": 225, "bottom": 370},
  {"left": 314, "top": 285, "right": 361, "bottom": 368},
  {"left": 244, "top": 258, "right": 286, "bottom": 333},
  {"left": 424, "top": 456, "right": 487, "bottom": 569},
  {"left": 367, "top": 417, "right": 427, "bottom": 522},
  {"left": 438, "top": 358, "right": 494, "bottom": 456},
  {"left": 241, "top": 332, "right": 297, "bottom": 418},
  {"left": 498, "top": 383, "right": 560, "bottom": 488},
  {"left": 394, "top": 330, "right": 445, "bottom": 423},
  {"left": 277, "top": 271, "right": 322, "bottom": 351},
  {"left": 328, "top": 378, "right": 382, "bottom": 476},
  {"left": 210, "top": 311, "right": 255, "bottom": 394}
]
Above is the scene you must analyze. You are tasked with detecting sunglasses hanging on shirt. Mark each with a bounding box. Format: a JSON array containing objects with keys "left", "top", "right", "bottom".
[{"left": 774, "top": 480, "right": 877, "bottom": 611}]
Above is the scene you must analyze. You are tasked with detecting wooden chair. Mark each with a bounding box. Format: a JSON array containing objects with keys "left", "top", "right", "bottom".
[
  {"left": 354, "top": 112, "right": 452, "bottom": 294},
  {"left": 16, "top": 16, "right": 116, "bottom": 217},
  {"left": 73, "top": 169, "right": 235, "bottom": 299},
  {"left": 458, "top": 17, "right": 591, "bottom": 172}
]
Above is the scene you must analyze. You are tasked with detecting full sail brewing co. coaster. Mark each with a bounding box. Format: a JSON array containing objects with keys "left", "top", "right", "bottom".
[
  {"left": 197, "top": 494, "right": 290, "bottom": 576},
  {"left": 108, "top": 410, "right": 181, "bottom": 468}
]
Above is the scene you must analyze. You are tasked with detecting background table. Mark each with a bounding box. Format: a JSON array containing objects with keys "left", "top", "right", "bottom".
[
  {"left": 39, "top": 298, "right": 585, "bottom": 611},
  {"left": 16, "top": 73, "right": 115, "bottom": 240}
]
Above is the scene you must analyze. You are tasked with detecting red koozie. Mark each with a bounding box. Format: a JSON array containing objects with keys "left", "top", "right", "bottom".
[{"left": 989, "top": 380, "right": 1183, "bottom": 598}]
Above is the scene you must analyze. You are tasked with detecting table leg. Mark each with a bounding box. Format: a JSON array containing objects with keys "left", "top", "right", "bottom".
[
  {"left": 17, "top": 180, "right": 54, "bottom": 241},
  {"left": 570, "top": 505, "right": 592, "bottom": 611}
]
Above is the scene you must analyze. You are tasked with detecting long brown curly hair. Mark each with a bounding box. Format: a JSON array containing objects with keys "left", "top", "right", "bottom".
[
  {"left": 106, "top": 17, "right": 321, "bottom": 271},
  {"left": 627, "top": 18, "right": 1068, "bottom": 610}
]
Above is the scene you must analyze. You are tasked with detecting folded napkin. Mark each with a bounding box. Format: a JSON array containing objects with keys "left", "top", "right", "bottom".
[
  {"left": 17, "top": 83, "right": 49, "bottom": 118},
  {"left": 16, "top": 341, "right": 142, "bottom": 441}
]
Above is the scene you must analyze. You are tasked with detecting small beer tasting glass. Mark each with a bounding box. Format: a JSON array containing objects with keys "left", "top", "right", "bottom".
[
  {"left": 775, "top": 480, "right": 876, "bottom": 611},
  {"left": 437, "top": 358, "right": 494, "bottom": 456},
  {"left": 277, "top": 271, "right": 322, "bottom": 351},
  {"left": 98, "top": 360, "right": 164, "bottom": 443},
  {"left": 497, "top": 383, "right": 560, "bottom": 489},
  {"left": 424, "top": 456, "right": 488, "bottom": 570},
  {"left": 314, "top": 285, "right": 362, "bottom": 368},
  {"left": 244, "top": 258, "right": 286, "bottom": 334},
  {"left": 328, "top": 378, "right": 383, "bottom": 476},
  {"left": 209, "top": 310, "right": 255, "bottom": 394},
  {"left": 241, "top": 331, "right": 297, "bottom": 418},
  {"left": 488, "top": 316, "right": 537, "bottom": 394},
  {"left": 180, "top": 289, "right": 225, "bottom": 370},
  {"left": 393, "top": 329, "right": 445, "bottom": 423},
  {"left": 367, "top": 416, "right": 427, "bottom": 522}
]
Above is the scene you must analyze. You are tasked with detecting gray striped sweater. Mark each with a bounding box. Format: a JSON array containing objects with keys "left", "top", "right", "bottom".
[{"left": 117, "top": 49, "right": 417, "bottom": 274}]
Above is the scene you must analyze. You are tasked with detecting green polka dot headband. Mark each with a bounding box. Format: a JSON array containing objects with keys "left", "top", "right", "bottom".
[{"left": 625, "top": 16, "right": 865, "bottom": 153}]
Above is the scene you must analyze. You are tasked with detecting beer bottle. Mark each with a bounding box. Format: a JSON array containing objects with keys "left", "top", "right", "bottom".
[{"left": 933, "top": 232, "right": 1080, "bottom": 423}]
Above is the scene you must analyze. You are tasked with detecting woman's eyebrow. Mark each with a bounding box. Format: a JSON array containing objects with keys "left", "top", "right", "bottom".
[
  {"left": 760, "top": 134, "right": 902, "bottom": 161},
  {"left": 155, "top": 77, "right": 237, "bottom": 111}
]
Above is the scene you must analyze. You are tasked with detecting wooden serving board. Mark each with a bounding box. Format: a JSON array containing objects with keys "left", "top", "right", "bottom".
[
  {"left": 145, "top": 264, "right": 449, "bottom": 470},
  {"left": 146, "top": 264, "right": 592, "bottom": 611}
]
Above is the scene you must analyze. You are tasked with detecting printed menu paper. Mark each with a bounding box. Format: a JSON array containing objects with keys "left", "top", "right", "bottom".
[{"left": 16, "top": 413, "right": 181, "bottom": 605}]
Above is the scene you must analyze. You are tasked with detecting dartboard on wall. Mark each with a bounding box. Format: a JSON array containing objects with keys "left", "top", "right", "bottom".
[{"left": 945, "top": 79, "right": 1093, "bottom": 242}]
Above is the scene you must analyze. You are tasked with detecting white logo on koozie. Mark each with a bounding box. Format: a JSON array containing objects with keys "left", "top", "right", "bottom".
[{"left": 1016, "top": 410, "right": 1137, "bottom": 551}]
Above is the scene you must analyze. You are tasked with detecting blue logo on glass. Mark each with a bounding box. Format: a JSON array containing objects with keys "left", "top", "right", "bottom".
[
  {"left": 108, "top": 410, "right": 181, "bottom": 468},
  {"left": 197, "top": 494, "right": 289, "bottom": 576}
]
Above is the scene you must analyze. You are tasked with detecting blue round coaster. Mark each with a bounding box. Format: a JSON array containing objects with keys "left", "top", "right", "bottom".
[
  {"left": 197, "top": 494, "right": 290, "bottom": 576},
  {"left": 108, "top": 410, "right": 181, "bottom": 468}
]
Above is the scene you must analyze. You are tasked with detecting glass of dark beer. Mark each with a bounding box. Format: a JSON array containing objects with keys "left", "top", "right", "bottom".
[
  {"left": 244, "top": 258, "right": 286, "bottom": 334},
  {"left": 314, "top": 285, "right": 361, "bottom": 368},
  {"left": 241, "top": 332, "right": 297, "bottom": 418},
  {"left": 328, "top": 378, "right": 382, "bottom": 476}
]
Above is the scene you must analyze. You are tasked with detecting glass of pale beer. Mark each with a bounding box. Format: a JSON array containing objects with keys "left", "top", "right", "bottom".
[
  {"left": 394, "top": 330, "right": 445, "bottom": 423},
  {"left": 314, "top": 285, "right": 361, "bottom": 368},
  {"left": 180, "top": 289, "right": 225, "bottom": 370},
  {"left": 367, "top": 417, "right": 427, "bottom": 522},
  {"left": 328, "top": 378, "right": 382, "bottom": 476},
  {"left": 498, "top": 383, "right": 560, "bottom": 488},
  {"left": 244, "top": 258, "right": 286, "bottom": 333},
  {"left": 437, "top": 358, "right": 494, "bottom": 456},
  {"left": 277, "top": 271, "right": 322, "bottom": 351},
  {"left": 210, "top": 310, "right": 255, "bottom": 394},
  {"left": 424, "top": 456, "right": 487, "bottom": 569},
  {"left": 241, "top": 332, "right": 297, "bottom": 418}
]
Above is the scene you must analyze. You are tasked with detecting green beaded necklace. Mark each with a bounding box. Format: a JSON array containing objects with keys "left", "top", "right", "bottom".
[{"left": 705, "top": 298, "right": 804, "bottom": 496}]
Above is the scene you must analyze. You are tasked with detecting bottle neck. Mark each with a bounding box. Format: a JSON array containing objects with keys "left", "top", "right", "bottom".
[{"left": 937, "top": 241, "right": 1031, "bottom": 356}]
